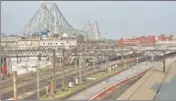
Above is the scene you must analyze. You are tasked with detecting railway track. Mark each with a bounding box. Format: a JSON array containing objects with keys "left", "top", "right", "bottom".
[
  {"left": 1, "top": 55, "right": 122, "bottom": 91},
  {"left": 25, "top": 63, "right": 141, "bottom": 100},
  {"left": 1, "top": 51, "right": 141, "bottom": 88},
  {"left": 1, "top": 65, "right": 74, "bottom": 91},
  {"left": 24, "top": 68, "right": 106, "bottom": 100},
  {"left": 1, "top": 55, "right": 146, "bottom": 100},
  {"left": 1, "top": 64, "right": 103, "bottom": 100},
  {"left": 93, "top": 54, "right": 176, "bottom": 100},
  {"left": 1, "top": 56, "right": 127, "bottom": 100},
  {"left": 1, "top": 55, "right": 120, "bottom": 87},
  {"left": 1, "top": 63, "right": 69, "bottom": 85},
  {"left": 102, "top": 78, "right": 138, "bottom": 100}
]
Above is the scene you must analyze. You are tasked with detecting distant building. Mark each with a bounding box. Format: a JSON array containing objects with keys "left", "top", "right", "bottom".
[
  {"left": 117, "top": 36, "right": 156, "bottom": 47},
  {"left": 40, "top": 38, "right": 77, "bottom": 49},
  {"left": 1, "top": 35, "right": 22, "bottom": 49},
  {"left": 1, "top": 34, "right": 78, "bottom": 50},
  {"left": 117, "top": 34, "right": 174, "bottom": 47},
  {"left": 1, "top": 35, "right": 22, "bottom": 42},
  {"left": 158, "top": 34, "right": 173, "bottom": 41},
  {"left": 17, "top": 40, "right": 40, "bottom": 50}
]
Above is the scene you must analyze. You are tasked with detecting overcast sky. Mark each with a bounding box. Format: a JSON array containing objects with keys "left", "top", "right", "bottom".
[{"left": 1, "top": 1, "right": 176, "bottom": 39}]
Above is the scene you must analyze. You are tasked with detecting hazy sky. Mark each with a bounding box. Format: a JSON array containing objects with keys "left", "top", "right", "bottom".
[{"left": 1, "top": 1, "right": 176, "bottom": 39}]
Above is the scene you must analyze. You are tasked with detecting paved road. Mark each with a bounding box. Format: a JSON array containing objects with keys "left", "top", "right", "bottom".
[{"left": 67, "top": 62, "right": 153, "bottom": 100}]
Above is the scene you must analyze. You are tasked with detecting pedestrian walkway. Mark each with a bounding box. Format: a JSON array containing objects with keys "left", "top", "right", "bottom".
[
  {"left": 117, "top": 57, "right": 176, "bottom": 100},
  {"left": 154, "top": 57, "right": 176, "bottom": 100}
]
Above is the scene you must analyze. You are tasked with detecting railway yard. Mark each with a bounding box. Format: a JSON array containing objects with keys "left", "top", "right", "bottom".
[
  {"left": 1, "top": 43, "right": 176, "bottom": 100},
  {"left": 1, "top": 2, "right": 176, "bottom": 100},
  {"left": 1, "top": 51, "right": 143, "bottom": 100}
]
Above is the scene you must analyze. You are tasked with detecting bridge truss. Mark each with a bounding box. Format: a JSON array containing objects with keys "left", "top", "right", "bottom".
[{"left": 23, "top": 3, "right": 86, "bottom": 37}]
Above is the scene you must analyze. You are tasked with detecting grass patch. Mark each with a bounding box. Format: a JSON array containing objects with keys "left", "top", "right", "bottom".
[
  {"left": 40, "top": 83, "right": 89, "bottom": 100},
  {"left": 89, "top": 71, "right": 107, "bottom": 79}
]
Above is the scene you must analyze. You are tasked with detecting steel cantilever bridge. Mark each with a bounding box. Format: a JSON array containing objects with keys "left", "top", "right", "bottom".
[{"left": 23, "top": 3, "right": 101, "bottom": 40}]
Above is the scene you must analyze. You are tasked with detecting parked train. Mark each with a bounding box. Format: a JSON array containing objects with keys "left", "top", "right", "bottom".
[{"left": 108, "top": 56, "right": 147, "bottom": 68}]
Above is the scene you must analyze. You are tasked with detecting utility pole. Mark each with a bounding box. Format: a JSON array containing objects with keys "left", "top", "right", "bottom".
[
  {"left": 1, "top": 47, "right": 5, "bottom": 80},
  {"left": 13, "top": 71, "right": 17, "bottom": 100},
  {"left": 1, "top": 59, "right": 4, "bottom": 80},
  {"left": 137, "top": 58, "right": 139, "bottom": 79},
  {"left": 75, "top": 49, "right": 78, "bottom": 81},
  {"left": 61, "top": 49, "right": 65, "bottom": 90},
  {"left": 121, "top": 42, "right": 125, "bottom": 70},
  {"left": 37, "top": 54, "right": 41, "bottom": 99},
  {"left": 105, "top": 52, "right": 108, "bottom": 72},
  {"left": 59, "top": 49, "right": 63, "bottom": 88},
  {"left": 163, "top": 51, "right": 166, "bottom": 73},
  {"left": 79, "top": 53, "right": 82, "bottom": 84},
  {"left": 91, "top": 57, "right": 95, "bottom": 74},
  {"left": 151, "top": 56, "right": 154, "bottom": 61},
  {"left": 143, "top": 50, "right": 147, "bottom": 66},
  {"left": 146, "top": 55, "right": 148, "bottom": 66},
  {"left": 77, "top": 39, "right": 82, "bottom": 84},
  {"left": 36, "top": 66, "right": 40, "bottom": 99},
  {"left": 52, "top": 49, "right": 56, "bottom": 93},
  {"left": 0, "top": 44, "right": 1, "bottom": 100}
]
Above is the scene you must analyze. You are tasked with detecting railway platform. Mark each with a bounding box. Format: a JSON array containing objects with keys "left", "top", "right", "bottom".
[
  {"left": 117, "top": 57, "right": 176, "bottom": 100},
  {"left": 66, "top": 62, "right": 153, "bottom": 100}
]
